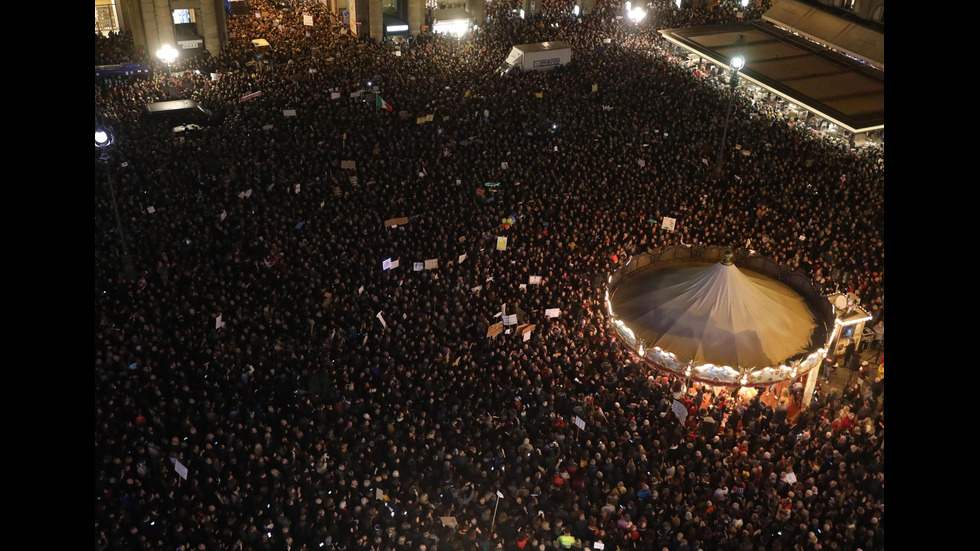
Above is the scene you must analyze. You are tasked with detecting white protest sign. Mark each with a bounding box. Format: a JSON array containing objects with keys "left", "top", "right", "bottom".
[
  {"left": 394, "top": 50, "right": 401, "bottom": 56},
  {"left": 331, "top": 92, "right": 341, "bottom": 100},
  {"left": 413, "top": 262, "right": 424, "bottom": 271},
  {"left": 519, "top": 284, "right": 527, "bottom": 290},
  {"left": 471, "top": 285, "right": 483, "bottom": 293},
  {"left": 594, "top": 542, "right": 605, "bottom": 550},
  {"left": 376, "top": 311, "right": 387, "bottom": 328},
  {"left": 523, "top": 331, "right": 531, "bottom": 342},
  {"left": 662, "top": 217, "right": 676, "bottom": 232},
  {"left": 672, "top": 399, "right": 688, "bottom": 425},
  {"left": 503, "top": 314, "right": 518, "bottom": 326},
  {"left": 390, "top": 259, "right": 399, "bottom": 269},
  {"left": 575, "top": 416, "right": 586, "bottom": 430},
  {"left": 383, "top": 258, "right": 393, "bottom": 270},
  {"left": 215, "top": 315, "right": 224, "bottom": 329},
  {"left": 458, "top": 254, "right": 467, "bottom": 264},
  {"left": 786, "top": 472, "right": 797, "bottom": 484},
  {"left": 283, "top": 109, "right": 297, "bottom": 117},
  {"left": 529, "top": 276, "right": 542, "bottom": 285},
  {"left": 424, "top": 259, "right": 438, "bottom": 270},
  {"left": 303, "top": 14, "right": 314, "bottom": 26},
  {"left": 501, "top": 161, "right": 509, "bottom": 170},
  {"left": 638, "top": 159, "right": 645, "bottom": 167},
  {"left": 147, "top": 206, "right": 155, "bottom": 214},
  {"left": 545, "top": 308, "right": 561, "bottom": 319},
  {"left": 172, "top": 458, "right": 188, "bottom": 480}
]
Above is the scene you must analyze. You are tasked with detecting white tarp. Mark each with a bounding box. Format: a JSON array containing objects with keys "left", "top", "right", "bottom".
[{"left": 610, "top": 260, "right": 817, "bottom": 369}]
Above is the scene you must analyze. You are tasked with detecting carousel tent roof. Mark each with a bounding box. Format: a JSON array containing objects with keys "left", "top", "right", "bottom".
[{"left": 610, "top": 259, "right": 817, "bottom": 370}]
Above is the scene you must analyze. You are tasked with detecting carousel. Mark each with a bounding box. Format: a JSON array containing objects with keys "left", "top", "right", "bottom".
[{"left": 605, "top": 245, "right": 835, "bottom": 400}]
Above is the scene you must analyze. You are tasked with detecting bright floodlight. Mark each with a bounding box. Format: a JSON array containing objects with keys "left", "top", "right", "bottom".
[
  {"left": 625, "top": 1, "right": 631, "bottom": 11},
  {"left": 675, "top": 0, "right": 681, "bottom": 8},
  {"left": 628, "top": 7, "right": 646, "bottom": 22},
  {"left": 573, "top": 5, "right": 580, "bottom": 16},
  {"left": 731, "top": 55, "right": 745, "bottom": 70},
  {"left": 519, "top": 9, "right": 525, "bottom": 19},
  {"left": 741, "top": 0, "right": 750, "bottom": 6},
  {"left": 157, "top": 44, "right": 178, "bottom": 65},
  {"left": 95, "top": 129, "right": 112, "bottom": 148}
]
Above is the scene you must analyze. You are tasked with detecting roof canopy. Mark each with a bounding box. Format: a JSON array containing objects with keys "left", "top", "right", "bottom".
[
  {"left": 763, "top": 0, "right": 883, "bottom": 69},
  {"left": 660, "top": 16, "right": 883, "bottom": 133}
]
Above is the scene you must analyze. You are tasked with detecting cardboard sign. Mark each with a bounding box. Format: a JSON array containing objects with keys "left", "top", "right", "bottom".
[
  {"left": 173, "top": 459, "right": 188, "bottom": 480},
  {"left": 672, "top": 399, "right": 688, "bottom": 425},
  {"left": 341, "top": 160, "right": 356, "bottom": 169},
  {"left": 487, "top": 322, "right": 503, "bottom": 338},
  {"left": 331, "top": 92, "right": 341, "bottom": 100},
  {"left": 385, "top": 217, "right": 409, "bottom": 228},
  {"left": 424, "top": 259, "right": 438, "bottom": 270},
  {"left": 458, "top": 254, "right": 467, "bottom": 264}
]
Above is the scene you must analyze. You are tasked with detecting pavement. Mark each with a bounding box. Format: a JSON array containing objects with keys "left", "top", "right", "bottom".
[{"left": 822, "top": 344, "right": 883, "bottom": 396}]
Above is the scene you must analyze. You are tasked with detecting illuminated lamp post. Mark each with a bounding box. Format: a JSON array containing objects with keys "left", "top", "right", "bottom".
[
  {"left": 712, "top": 48, "right": 745, "bottom": 179},
  {"left": 95, "top": 125, "right": 137, "bottom": 281}
]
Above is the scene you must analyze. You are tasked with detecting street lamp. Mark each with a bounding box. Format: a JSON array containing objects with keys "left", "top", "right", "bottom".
[
  {"left": 712, "top": 38, "right": 746, "bottom": 179},
  {"left": 157, "top": 43, "right": 178, "bottom": 75},
  {"left": 95, "top": 124, "right": 137, "bottom": 281}
]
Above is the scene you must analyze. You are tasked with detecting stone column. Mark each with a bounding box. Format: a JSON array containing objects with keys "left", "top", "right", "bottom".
[
  {"left": 139, "top": 0, "right": 160, "bottom": 53},
  {"left": 465, "top": 0, "right": 486, "bottom": 26},
  {"left": 197, "top": 0, "right": 222, "bottom": 57},
  {"left": 407, "top": 0, "right": 422, "bottom": 36},
  {"left": 369, "top": 0, "right": 383, "bottom": 42},
  {"left": 154, "top": 0, "right": 176, "bottom": 48}
]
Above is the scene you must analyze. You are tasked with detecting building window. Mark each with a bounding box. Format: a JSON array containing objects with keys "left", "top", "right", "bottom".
[
  {"left": 173, "top": 9, "right": 196, "bottom": 24},
  {"left": 95, "top": 3, "right": 118, "bottom": 35}
]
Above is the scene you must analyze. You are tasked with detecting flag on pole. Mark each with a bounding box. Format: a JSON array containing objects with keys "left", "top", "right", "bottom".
[{"left": 376, "top": 94, "right": 393, "bottom": 111}]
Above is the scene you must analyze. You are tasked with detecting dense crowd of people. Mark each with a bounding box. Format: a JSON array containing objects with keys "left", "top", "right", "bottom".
[{"left": 95, "top": 1, "right": 884, "bottom": 550}]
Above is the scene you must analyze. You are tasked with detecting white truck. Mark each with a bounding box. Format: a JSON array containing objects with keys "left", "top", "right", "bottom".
[{"left": 499, "top": 41, "right": 572, "bottom": 75}]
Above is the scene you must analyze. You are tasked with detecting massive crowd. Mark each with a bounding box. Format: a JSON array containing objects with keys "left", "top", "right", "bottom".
[{"left": 95, "top": 1, "right": 884, "bottom": 550}]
